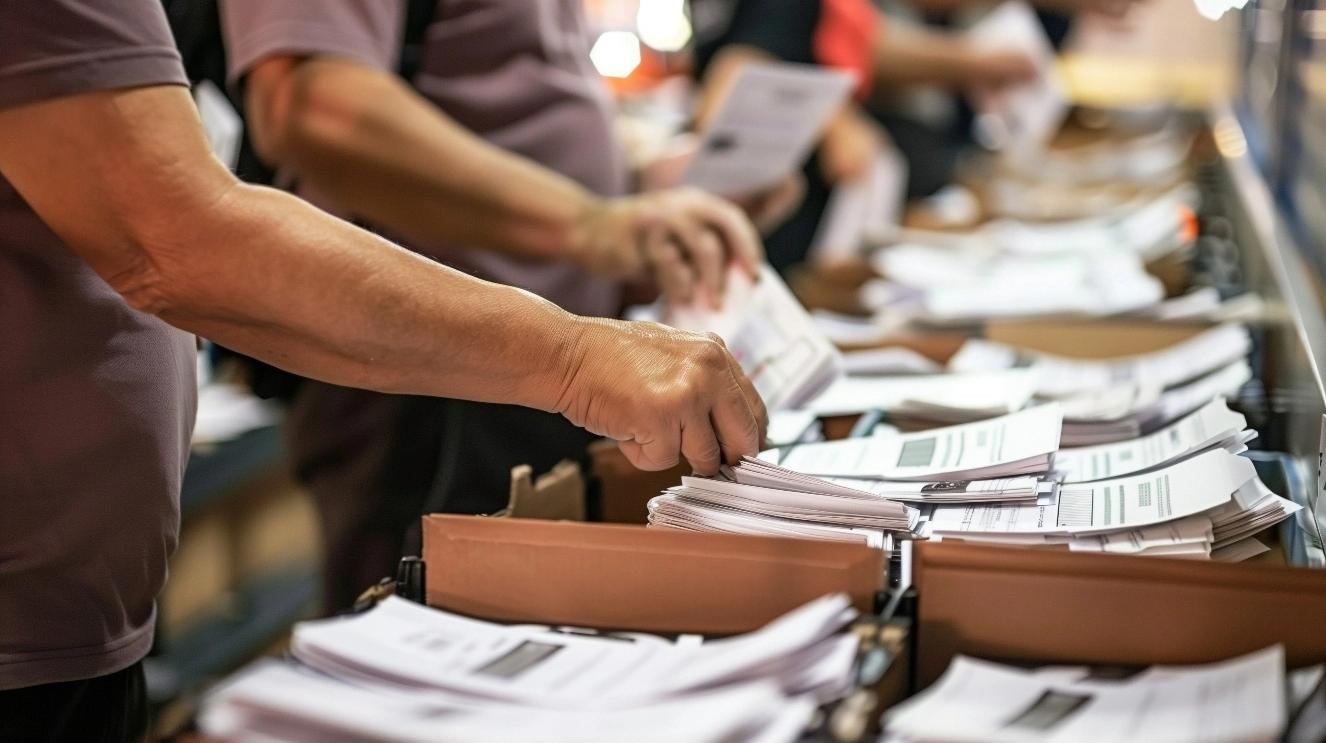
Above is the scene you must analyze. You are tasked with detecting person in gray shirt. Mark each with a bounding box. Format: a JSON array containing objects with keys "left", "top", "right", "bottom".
[
  {"left": 0, "top": 2, "right": 766, "bottom": 740},
  {"left": 219, "top": 0, "right": 786, "bottom": 610}
]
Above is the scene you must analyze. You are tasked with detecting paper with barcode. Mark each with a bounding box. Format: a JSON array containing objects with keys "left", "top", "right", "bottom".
[
  {"left": 925, "top": 449, "right": 1257, "bottom": 536},
  {"left": 668, "top": 265, "right": 842, "bottom": 411},
  {"left": 762, "top": 404, "right": 1062, "bottom": 481},
  {"left": 683, "top": 62, "right": 854, "bottom": 197}
]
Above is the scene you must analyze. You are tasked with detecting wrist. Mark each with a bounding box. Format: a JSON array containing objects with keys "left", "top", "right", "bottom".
[{"left": 565, "top": 195, "right": 610, "bottom": 271}]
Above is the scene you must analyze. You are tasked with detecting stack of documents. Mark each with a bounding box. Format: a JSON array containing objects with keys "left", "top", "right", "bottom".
[
  {"left": 656, "top": 474, "right": 916, "bottom": 532},
  {"left": 884, "top": 646, "right": 1287, "bottom": 743},
  {"left": 898, "top": 184, "right": 1198, "bottom": 262},
  {"left": 869, "top": 246, "right": 1165, "bottom": 322},
  {"left": 950, "top": 324, "right": 1253, "bottom": 444},
  {"left": 669, "top": 265, "right": 843, "bottom": 410},
  {"left": 919, "top": 449, "right": 1297, "bottom": 560},
  {"left": 1053, "top": 397, "right": 1255, "bottom": 483},
  {"left": 763, "top": 405, "right": 1063, "bottom": 482},
  {"left": 203, "top": 594, "right": 859, "bottom": 743}
]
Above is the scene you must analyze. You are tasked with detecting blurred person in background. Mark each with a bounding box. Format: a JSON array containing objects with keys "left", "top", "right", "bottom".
[
  {"left": 218, "top": 0, "right": 792, "bottom": 613},
  {"left": 0, "top": 1, "right": 766, "bottom": 739},
  {"left": 689, "top": 0, "right": 1144, "bottom": 269}
]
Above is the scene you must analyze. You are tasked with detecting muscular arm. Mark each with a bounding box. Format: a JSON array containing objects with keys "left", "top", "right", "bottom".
[{"left": 0, "top": 85, "right": 766, "bottom": 471}]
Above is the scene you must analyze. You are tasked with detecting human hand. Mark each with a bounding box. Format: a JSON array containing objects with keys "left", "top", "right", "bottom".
[
  {"left": 552, "top": 317, "right": 768, "bottom": 475},
  {"left": 572, "top": 188, "right": 764, "bottom": 307}
]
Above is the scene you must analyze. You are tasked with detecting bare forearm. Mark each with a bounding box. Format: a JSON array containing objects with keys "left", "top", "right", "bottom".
[
  {"left": 255, "top": 59, "right": 597, "bottom": 262},
  {"left": 872, "top": 20, "right": 981, "bottom": 90},
  {"left": 151, "top": 182, "right": 582, "bottom": 406}
]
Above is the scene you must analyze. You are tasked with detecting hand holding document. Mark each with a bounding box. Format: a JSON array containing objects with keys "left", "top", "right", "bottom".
[
  {"left": 763, "top": 405, "right": 1063, "bottom": 481},
  {"left": 682, "top": 62, "right": 854, "bottom": 197},
  {"left": 669, "top": 265, "right": 842, "bottom": 410},
  {"left": 965, "top": 1, "right": 1069, "bottom": 155},
  {"left": 885, "top": 647, "right": 1287, "bottom": 743}
]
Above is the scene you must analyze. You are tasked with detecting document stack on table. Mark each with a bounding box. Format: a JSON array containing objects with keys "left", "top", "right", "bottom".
[
  {"left": 649, "top": 408, "right": 1062, "bottom": 547},
  {"left": 883, "top": 646, "right": 1287, "bottom": 743},
  {"left": 950, "top": 324, "right": 1253, "bottom": 445},
  {"left": 867, "top": 245, "right": 1165, "bottom": 323},
  {"left": 202, "top": 594, "right": 859, "bottom": 743},
  {"left": 921, "top": 449, "right": 1299, "bottom": 560}
]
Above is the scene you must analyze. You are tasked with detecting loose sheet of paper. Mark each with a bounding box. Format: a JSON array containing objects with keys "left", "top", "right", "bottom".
[
  {"left": 669, "top": 265, "right": 842, "bottom": 410},
  {"left": 1053, "top": 397, "right": 1251, "bottom": 483},
  {"left": 682, "top": 62, "right": 854, "bottom": 196},
  {"left": 765, "top": 404, "right": 1062, "bottom": 481}
]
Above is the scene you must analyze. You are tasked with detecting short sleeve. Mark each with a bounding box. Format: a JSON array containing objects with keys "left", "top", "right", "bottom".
[
  {"left": 219, "top": 0, "right": 406, "bottom": 84},
  {"left": 0, "top": 0, "right": 187, "bottom": 110}
]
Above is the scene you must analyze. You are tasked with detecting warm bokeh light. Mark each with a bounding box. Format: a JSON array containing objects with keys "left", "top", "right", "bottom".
[
  {"left": 590, "top": 30, "right": 643, "bottom": 78},
  {"left": 637, "top": 0, "right": 692, "bottom": 52}
]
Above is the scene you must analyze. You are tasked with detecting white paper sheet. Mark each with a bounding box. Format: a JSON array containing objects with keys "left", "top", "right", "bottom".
[
  {"left": 1053, "top": 398, "right": 1250, "bottom": 483},
  {"left": 766, "top": 404, "right": 1062, "bottom": 481},
  {"left": 682, "top": 62, "right": 854, "bottom": 196},
  {"left": 669, "top": 265, "right": 843, "bottom": 410},
  {"left": 924, "top": 449, "right": 1257, "bottom": 536},
  {"left": 885, "top": 647, "right": 1286, "bottom": 743}
]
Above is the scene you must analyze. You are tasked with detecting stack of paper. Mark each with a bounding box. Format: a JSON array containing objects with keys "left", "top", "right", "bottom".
[
  {"left": 897, "top": 184, "right": 1198, "bottom": 261},
  {"left": 950, "top": 325, "right": 1253, "bottom": 444},
  {"left": 763, "top": 405, "right": 1063, "bottom": 481},
  {"left": 1053, "top": 397, "right": 1255, "bottom": 483},
  {"left": 885, "top": 647, "right": 1287, "bottom": 743},
  {"left": 204, "top": 662, "right": 812, "bottom": 743},
  {"left": 1207, "top": 480, "right": 1303, "bottom": 553},
  {"left": 669, "top": 265, "right": 843, "bottom": 410},
  {"left": 202, "top": 594, "right": 860, "bottom": 743},
  {"left": 950, "top": 325, "right": 1251, "bottom": 398},
  {"left": 729, "top": 459, "right": 1047, "bottom": 504},
  {"left": 916, "top": 450, "right": 1294, "bottom": 559},
  {"left": 647, "top": 493, "right": 895, "bottom": 547},
  {"left": 658, "top": 474, "right": 916, "bottom": 532},
  {"left": 869, "top": 247, "right": 1164, "bottom": 322}
]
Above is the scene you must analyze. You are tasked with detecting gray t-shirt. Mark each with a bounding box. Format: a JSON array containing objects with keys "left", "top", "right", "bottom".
[
  {"left": 0, "top": 0, "right": 197, "bottom": 689},
  {"left": 220, "top": 0, "right": 630, "bottom": 318}
]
